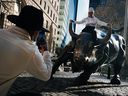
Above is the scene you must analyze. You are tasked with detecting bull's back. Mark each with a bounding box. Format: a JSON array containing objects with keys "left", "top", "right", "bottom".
[
  {"left": 108, "top": 34, "right": 126, "bottom": 63},
  {"left": 112, "top": 34, "right": 126, "bottom": 51}
]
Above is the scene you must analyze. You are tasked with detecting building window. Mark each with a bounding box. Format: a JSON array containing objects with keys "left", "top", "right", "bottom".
[
  {"left": 56, "top": 44, "right": 58, "bottom": 47},
  {"left": 60, "top": 6, "right": 64, "bottom": 9},
  {"left": 59, "top": 12, "right": 64, "bottom": 15},
  {"left": 50, "top": 10, "right": 52, "bottom": 17},
  {"left": 54, "top": 1, "right": 56, "bottom": 8},
  {"left": 44, "top": 1, "right": 46, "bottom": 10},
  {"left": 0, "top": 12, "right": 5, "bottom": 28},
  {"left": 40, "top": 0, "right": 42, "bottom": 5},
  {"left": 58, "top": 25, "right": 63, "bottom": 28},
  {"left": 59, "top": 18, "right": 63, "bottom": 21},
  {"left": 57, "top": 6, "right": 58, "bottom": 11},
  {"left": 47, "top": 6, "right": 50, "bottom": 14},
  {"left": 54, "top": 29, "right": 56, "bottom": 35},
  {"left": 55, "top": 17, "right": 57, "bottom": 23},
  {"left": 53, "top": 14, "right": 55, "bottom": 20},
  {"left": 46, "top": 20, "right": 48, "bottom": 28},
  {"left": 58, "top": 25, "right": 60, "bottom": 28},
  {"left": 58, "top": 25, "right": 62, "bottom": 28},
  {"left": 52, "top": 0, "right": 53, "bottom": 4},
  {"left": 57, "top": 31, "right": 60, "bottom": 34},
  {"left": 57, "top": 37, "right": 59, "bottom": 40}
]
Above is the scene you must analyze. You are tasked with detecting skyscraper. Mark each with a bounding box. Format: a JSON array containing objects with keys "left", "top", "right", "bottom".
[
  {"left": 75, "top": 0, "right": 89, "bottom": 34},
  {"left": 64, "top": 0, "right": 78, "bottom": 46},
  {"left": 57, "top": 0, "right": 69, "bottom": 48},
  {"left": 54, "top": 0, "right": 79, "bottom": 48}
]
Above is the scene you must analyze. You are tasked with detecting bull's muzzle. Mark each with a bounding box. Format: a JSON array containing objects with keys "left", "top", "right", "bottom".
[{"left": 74, "top": 49, "right": 81, "bottom": 60}]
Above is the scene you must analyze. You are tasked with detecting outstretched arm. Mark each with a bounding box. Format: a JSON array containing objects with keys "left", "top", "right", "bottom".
[
  {"left": 96, "top": 17, "right": 108, "bottom": 27},
  {"left": 71, "top": 18, "right": 87, "bottom": 24}
]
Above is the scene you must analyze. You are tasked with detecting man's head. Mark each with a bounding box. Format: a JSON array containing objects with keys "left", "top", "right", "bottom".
[
  {"left": 88, "top": 7, "right": 94, "bottom": 17},
  {"left": 7, "top": 5, "right": 49, "bottom": 41}
]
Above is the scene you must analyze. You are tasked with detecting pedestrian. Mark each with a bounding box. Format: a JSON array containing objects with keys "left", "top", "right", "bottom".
[
  {"left": 70, "top": 7, "right": 109, "bottom": 44},
  {"left": 0, "top": 5, "right": 53, "bottom": 96}
]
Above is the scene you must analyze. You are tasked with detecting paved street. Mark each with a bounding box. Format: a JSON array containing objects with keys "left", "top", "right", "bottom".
[{"left": 8, "top": 71, "right": 128, "bottom": 96}]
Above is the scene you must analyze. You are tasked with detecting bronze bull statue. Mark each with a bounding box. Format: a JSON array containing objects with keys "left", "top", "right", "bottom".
[{"left": 52, "top": 22, "right": 126, "bottom": 85}]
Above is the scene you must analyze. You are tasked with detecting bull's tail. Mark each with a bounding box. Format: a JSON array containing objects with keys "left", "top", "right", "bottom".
[{"left": 118, "top": 35, "right": 126, "bottom": 56}]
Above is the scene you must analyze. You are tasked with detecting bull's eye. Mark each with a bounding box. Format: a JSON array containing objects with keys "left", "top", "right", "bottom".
[{"left": 77, "top": 39, "right": 81, "bottom": 44}]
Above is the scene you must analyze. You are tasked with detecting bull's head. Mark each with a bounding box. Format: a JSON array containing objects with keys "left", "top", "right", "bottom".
[{"left": 69, "top": 22, "right": 112, "bottom": 64}]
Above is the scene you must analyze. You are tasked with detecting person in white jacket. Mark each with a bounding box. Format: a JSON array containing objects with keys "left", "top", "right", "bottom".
[
  {"left": 0, "top": 5, "right": 53, "bottom": 96},
  {"left": 71, "top": 7, "right": 109, "bottom": 44}
]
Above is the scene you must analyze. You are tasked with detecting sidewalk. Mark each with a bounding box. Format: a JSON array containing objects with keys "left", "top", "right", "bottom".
[{"left": 8, "top": 71, "right": 128, "bottom": 96}]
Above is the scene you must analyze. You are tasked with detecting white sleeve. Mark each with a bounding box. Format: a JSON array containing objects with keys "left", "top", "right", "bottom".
[
  {"left": 96, "top": 17, "right": 108, "bottom": 26},
  {"left": 27, "top": 46, "right": 53, "bottom": 81},
  {"left": 74, "top": 18, "right": 87, "bottom": 24}
]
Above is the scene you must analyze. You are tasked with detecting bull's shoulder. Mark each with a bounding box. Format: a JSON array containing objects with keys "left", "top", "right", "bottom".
[
  {"left": 96, "top": 30, "right": 106, "bottom": 39},
  {"left": 96, "top": 30, "right": 117, "bottom": 45}
]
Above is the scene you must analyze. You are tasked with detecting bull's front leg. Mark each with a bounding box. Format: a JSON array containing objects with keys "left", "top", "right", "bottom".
[
  {"left": 52, "top": 52, "right": 73, "bottom": 75},
  {"left": 73, "top": 52, "right": 108, "bottom": 85}
]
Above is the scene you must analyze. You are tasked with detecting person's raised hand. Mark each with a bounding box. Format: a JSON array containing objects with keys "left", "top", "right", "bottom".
[
  {"left": 70, "top": 19, "right": 74, "bottom": 23},
  {"left": 39, "top": 43, "right": 48, "bottom": 54}
]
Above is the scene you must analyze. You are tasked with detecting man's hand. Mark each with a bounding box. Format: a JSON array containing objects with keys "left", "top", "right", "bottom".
[
  {"left": 70, "top": 19, "right": 74, "bottom": 23},
  {"left": 39, "top": 44, "right": 48, "bottom": 54}
]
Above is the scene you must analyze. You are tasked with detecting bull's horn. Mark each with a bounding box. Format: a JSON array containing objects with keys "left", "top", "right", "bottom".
[
  {"left": 69, "top": 22, "right": 78, "bottom": 38},
  {"left": 100, "top": 26, "right": 112, "bottom": 44}
]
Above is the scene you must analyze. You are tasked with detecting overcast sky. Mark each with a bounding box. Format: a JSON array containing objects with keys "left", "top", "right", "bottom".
[{"left": 75, "top": 0, "right": 89, "bottom": 34}]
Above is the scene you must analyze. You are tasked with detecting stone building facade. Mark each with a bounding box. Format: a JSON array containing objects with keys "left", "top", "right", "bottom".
[
  {"left": 0, "top": 0, "right": 19, "bottom": 28},
  {"left": 24, "top": 0, "right": 60, "bottom": 53},
  {"left": 0, "top": 0, "right": 60, "bottom": 53}
]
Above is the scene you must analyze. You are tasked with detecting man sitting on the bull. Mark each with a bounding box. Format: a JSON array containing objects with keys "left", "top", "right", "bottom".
[{"left": 71, "top": 7, "right": 109, "bottom": 45}]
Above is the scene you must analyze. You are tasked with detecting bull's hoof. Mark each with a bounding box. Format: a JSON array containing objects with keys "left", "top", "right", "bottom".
[{"left": 110, "top": 77, "right": 121, "bottom": 85}]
